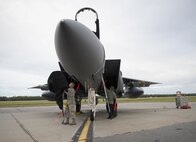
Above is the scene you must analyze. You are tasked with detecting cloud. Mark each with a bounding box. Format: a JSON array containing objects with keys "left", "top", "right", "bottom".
[{"left": 0, "top": 0, "right": 196, "bottom": 96}]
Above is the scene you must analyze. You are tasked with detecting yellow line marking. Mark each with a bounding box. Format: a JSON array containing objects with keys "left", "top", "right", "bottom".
[{"left": 78, "top": 117, "right": 91, "bottom": 142}]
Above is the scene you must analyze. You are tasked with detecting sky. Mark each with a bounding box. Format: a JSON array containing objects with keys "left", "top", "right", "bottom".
[{"left": 0, "top": 0, "right": 196, "bottom": 97}]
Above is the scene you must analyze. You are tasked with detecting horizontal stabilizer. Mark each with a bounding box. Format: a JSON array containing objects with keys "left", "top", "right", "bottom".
[{"left": 123, "top": 77, "right": 159, "bottom": 87}]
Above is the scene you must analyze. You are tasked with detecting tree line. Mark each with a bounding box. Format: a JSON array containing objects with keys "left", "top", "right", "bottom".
[
  {"left": 0, "top": 96, "right": 45, "bottom": 101},
  {"left": 0, "top": 93, "right": 195, "bottom": 101}
]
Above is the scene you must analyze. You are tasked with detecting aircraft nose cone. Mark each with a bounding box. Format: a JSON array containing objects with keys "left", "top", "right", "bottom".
[
  {"left": 55, "top": 20, "right": 77, "bottom": 61},
  {"left": 54, "top": 19, "right": 105, "bottom": 84}
]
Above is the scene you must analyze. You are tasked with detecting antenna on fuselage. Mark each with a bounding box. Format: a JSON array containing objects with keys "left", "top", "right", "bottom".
[{"left": 75, "top": 7, "right": 100, "bottom": 39}]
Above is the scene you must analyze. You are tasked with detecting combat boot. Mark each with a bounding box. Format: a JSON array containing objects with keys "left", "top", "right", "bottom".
[
  {"left": 63, "top": 118, "right": 69, "bottom": 125},
  {"left": 69, "top": 118, "right": 76, "bottom": 125}
]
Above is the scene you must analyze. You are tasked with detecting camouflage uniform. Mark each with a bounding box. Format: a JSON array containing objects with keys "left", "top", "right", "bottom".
[
  {"left": 63, "top": 87, "right": 76, "bottom": 125},
  {"left": 106, "top": 87, "right": 117, "bottom": 119}
]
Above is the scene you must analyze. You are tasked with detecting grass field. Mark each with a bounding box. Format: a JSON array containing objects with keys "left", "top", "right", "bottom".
[{"left": 0, "top": 96, "right": 196, "bottom": 108}]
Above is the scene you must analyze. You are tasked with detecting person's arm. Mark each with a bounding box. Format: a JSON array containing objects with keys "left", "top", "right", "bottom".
[{"left": 64, "top": 90, "right": 68, "bottom": 95}]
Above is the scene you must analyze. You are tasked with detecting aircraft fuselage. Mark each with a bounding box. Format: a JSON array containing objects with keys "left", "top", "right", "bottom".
[{"left": 55, "top": 19, "right": 105, "bottom": 91}]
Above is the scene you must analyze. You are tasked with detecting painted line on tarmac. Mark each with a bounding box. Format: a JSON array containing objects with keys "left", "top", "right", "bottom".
[
  {"left": 72, "top": 117, "right": 93, "bottom": 142},
  {"left": 10, "top": 113, "right": 39, "bottom": 142},
  {"left": 78, "top": 117, "right": 91, "bottom": 141}
]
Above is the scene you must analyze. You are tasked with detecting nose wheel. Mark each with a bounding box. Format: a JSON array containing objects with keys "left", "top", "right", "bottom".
[{"left": 90, "top": 110, "right": 95, "bottom": 121}]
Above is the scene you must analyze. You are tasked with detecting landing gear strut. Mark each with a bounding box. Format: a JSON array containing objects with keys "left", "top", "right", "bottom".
[
  {"left": 88, "top": 77, "right": 109, "bottom": 121},
  {"left": 88, "top": 88, "right": 98, "bottom": 121}
]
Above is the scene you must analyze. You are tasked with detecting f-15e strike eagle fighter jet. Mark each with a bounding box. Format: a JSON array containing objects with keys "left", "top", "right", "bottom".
[{"left": 31, "top": 7, "right": 158, "bottom": 121}]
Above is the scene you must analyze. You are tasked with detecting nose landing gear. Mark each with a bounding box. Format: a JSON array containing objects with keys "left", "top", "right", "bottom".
[{"left": 88, "top": 88, "right": 98, "bottom": 121}]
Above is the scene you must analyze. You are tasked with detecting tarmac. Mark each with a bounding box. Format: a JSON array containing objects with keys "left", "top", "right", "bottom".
[{"left": 0, "top": 102, "right": 196, "bottom": 142}]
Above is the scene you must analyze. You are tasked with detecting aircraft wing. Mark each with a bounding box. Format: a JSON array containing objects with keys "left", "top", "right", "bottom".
[{"left": 123, "top": 77, "right": 159, "bottom": 87}]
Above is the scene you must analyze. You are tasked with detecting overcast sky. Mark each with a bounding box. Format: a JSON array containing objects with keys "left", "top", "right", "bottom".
[{"left": 0, "top": 0, "right": 196, "bottom": 96}]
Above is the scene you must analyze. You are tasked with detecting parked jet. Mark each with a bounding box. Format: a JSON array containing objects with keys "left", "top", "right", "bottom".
[{"left": 30, "top": 7, "right": 158, "bottom": 121}]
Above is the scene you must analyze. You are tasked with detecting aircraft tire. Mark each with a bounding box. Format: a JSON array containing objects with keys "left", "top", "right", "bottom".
[{"left": 90, "top": 110, "right": 94, "bottom": 121}]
